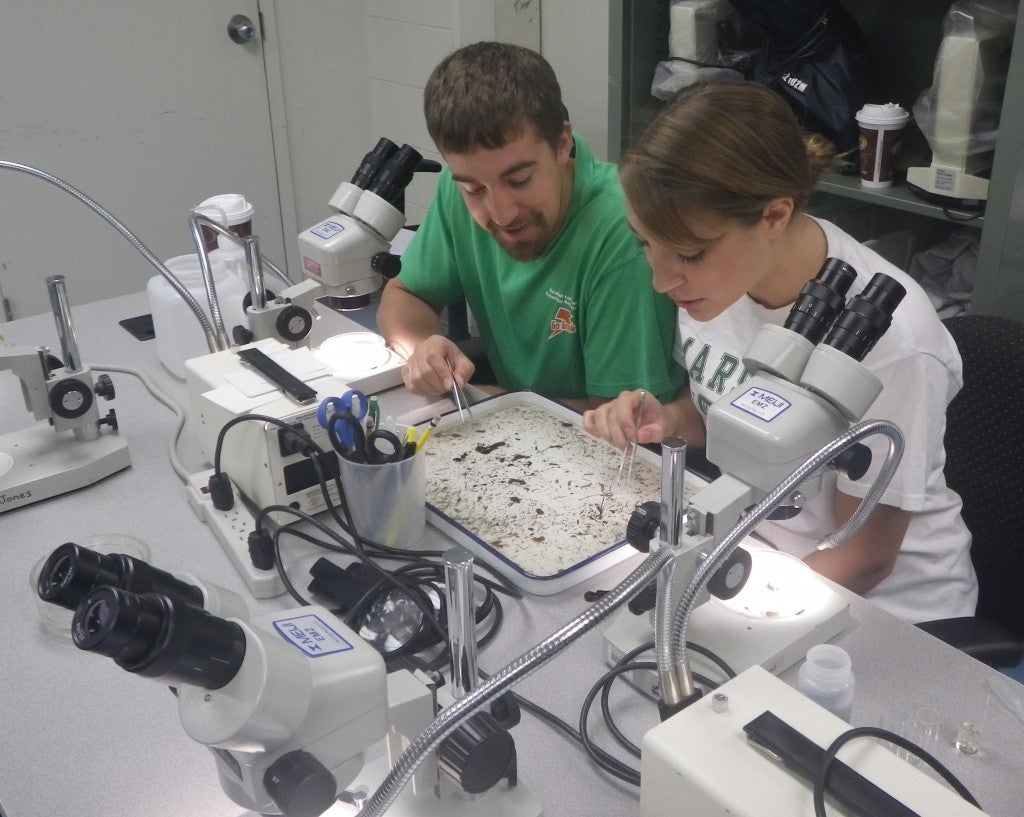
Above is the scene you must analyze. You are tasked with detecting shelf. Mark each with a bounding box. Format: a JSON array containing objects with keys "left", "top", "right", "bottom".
[{"left": 815, "top": 173, "right": 985, "bottom": 228}]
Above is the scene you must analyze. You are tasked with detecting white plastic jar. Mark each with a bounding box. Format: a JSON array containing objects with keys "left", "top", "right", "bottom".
[
  {"left": 797, "top": 643, "right": 855, "bottom": 721},
  {"left": 146, "top": 253, "right": 248, "bottom": 378}
]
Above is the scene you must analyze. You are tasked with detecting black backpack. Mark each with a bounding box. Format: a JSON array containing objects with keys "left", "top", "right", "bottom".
[{"left": 727, "top": 0, "right": 875, "bottom": 156}]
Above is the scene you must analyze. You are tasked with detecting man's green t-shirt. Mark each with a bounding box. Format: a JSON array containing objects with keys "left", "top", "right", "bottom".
[{"left": 397, "top": 134, "right": 685, "bottom": 403}]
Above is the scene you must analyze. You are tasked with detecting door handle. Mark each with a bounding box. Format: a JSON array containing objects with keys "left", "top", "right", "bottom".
[{"left": 227, "top": 14, "right": 257, "bottom": 44}]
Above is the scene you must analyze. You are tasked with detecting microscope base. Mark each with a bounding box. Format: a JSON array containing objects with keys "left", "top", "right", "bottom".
[
  {"left": 0, "top": 423, "right": 130, "bottom": 513},
  {"left": 336, "top": 755, "right": 544, "bottom": 816},
  {"left": 641, "top": 665, "right": 985, "bottom": 817},
  {"left": 603, "top": 583, "right": 852, "bottom": 698}
]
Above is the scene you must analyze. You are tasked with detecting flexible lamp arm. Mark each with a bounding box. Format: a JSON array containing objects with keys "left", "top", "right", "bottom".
[
  {"left": 355, "top": 546, "right": 675, "bottom": 817},
  {"left": 0, "top": 160, "right": 219, "bottom": 348}
]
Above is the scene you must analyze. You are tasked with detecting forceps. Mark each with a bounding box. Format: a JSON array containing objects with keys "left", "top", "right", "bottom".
[
  {"left": 446, "top": 357, "right": 473, "bottom": 422},
  {"left": 615, "top": 390, "right": 646, "bottom": 486}
]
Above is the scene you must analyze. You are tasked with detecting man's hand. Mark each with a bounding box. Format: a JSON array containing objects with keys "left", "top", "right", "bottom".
[{"left": 401, "top": 335, "right": 475, "bottom": 397}]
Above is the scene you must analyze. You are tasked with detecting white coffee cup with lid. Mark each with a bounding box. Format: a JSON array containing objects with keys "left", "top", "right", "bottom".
[{"left": 855, "top": 103, "right": 910, "bottom": 188}]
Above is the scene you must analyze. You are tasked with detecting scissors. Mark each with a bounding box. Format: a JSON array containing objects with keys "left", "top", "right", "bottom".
[
  {"left": 323, "top": 410, "right": 405, "bottom": 464},
  {"left": 317, "top": 391, "right": 369, "bottom": 449}
]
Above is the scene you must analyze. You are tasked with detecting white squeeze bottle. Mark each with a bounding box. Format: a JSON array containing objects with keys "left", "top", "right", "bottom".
[
  {"left": 797, "top": 643, "right": 855, "bottom": 721},
  {"left": 146, "top": 253, "right": 247, "bottom": 379}
]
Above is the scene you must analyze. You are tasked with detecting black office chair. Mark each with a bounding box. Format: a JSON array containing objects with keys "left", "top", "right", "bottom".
[{"left": 916, "top": 314, "right": 1024, "bottom": 667}]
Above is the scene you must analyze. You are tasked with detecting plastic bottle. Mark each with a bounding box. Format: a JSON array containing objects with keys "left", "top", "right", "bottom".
[
  {"left": 797, "top": 643, "right": 855, "bottom": 721},
  {"left": 146, "top": 254, "right": 248, "bottom": 379}
]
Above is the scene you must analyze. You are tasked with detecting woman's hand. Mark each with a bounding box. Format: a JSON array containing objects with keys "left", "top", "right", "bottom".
[{"left": 582, "top": 389, "right": 671, "bottom": 450}]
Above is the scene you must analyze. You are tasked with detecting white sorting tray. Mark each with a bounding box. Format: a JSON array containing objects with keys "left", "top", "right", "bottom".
[{"left": 420, "top": 391, "right": 690, "bottom": 595}]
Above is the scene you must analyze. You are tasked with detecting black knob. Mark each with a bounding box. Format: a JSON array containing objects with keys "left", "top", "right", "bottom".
[
  {"left": 438, "top": 711, "right": 516, "bottom": 794},
  {"left": 489, "top": 691, "right": 521, "bottom": 730},
  {"left": 232, "top": 324, "right": 255, "bottom": 345},
  {"left": 263, "top": 750, "right": 337, "bottom": 817},
  {"left": 49, "top": 378, "right": 94, "bottom": 419},
  {"left": 830, "top": 442, "right": 872, "bottom": 481},
  {"left": 626, "top": 501, "right": 661, "bottom": 553},
  {"left": 706, "top": 546, "right": 752, "bottom": 601},
  {"left": 275, "top": 305, "right": 313, "bottom": 343},
  {"left": 99, "top": 409, "right": 118, "bottom": 431},
  {"left": 627, "top": 582, "right": 657, "bottom": 616},
  {"left": 371, "top": 251, "right": 402, "bottom": 279},
  {"left": 94, "top": 373, "right": 116, "bottom": 400}
]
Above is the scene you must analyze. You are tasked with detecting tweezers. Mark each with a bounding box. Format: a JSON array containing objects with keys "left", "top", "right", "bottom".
[
  {"left": 446, "top": 357, "right": 473, "bottom": 422},
  {"left": 615, "top": 390, "right": 646, "bottom": 485}
]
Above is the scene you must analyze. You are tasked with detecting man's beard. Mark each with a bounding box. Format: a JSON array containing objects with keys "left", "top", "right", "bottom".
[{"left": 488, "top": 212, "right": 550, "bottom": 261}]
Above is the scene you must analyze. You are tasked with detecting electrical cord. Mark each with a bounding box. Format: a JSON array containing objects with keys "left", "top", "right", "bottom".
[
  {"left": 578, "top": 662, "right": 647, "bottom": 786},
  {"left": 93, "top": 363, "right": 189, "bottom": 483},
  {"left": 213, "top": 413, "right": 520, "bottom": 668},
  {"left": 304, "top": 438, "right": 524, "bottom": 598},
  {"left": 580, "top": 657, "right": 723, "bottom": 778},
  {"left": 256, "top": 499, "right": 448, "bottom": 648},
  {"left": 597, "top": 639, "right": 736, "bottom": 759},
  {"left": 258, "top": 502, "right": 509, "bottom": 671},
  {"left": 813, "top": 726, "right": 981, "bottom": 817},
  {"left": 472, "top": 670, "right": 642, "bottom": 793},
  {"left": 211, "top": 411, "right": 522, "bottom": 598}
]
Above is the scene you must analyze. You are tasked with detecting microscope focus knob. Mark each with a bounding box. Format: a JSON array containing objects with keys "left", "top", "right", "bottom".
[
  {"left": 94, "top": 373, "right": 116, "bottom": 400},
  {"left": 625, "top": 501, "right": 661, "bottom": 553},
  {"left": 371, "top": 251, "right": 402, "bottom": 279},
  {"left": 49, "top": 378, "right": 94, "bottom": 419},
  {"left": 275, "top": 305, "right": 313, "bottom": 343},
  {"left": 706, "top": 545, "right": 753, "bottom": 601},
  {"left": 830, "top": 442, "right": 872, "bottom": 481},
  {"left": 263, "top": 750, "right": 336, "bottom": 817},
  {"left": 438, "top": 710, "right": 516, "bottom": 795}
]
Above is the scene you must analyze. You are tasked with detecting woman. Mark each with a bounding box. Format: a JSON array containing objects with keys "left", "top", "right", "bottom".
[{"left": 583, "top": 81, "right": 976, "bottom": 623}]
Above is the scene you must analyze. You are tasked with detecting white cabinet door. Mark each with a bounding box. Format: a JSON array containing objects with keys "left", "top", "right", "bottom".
[{"left": 0, "top": 1, "right": 288, "bottom": 320}]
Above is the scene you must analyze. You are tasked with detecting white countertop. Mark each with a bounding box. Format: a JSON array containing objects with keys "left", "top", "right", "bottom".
[{"left": 1, "top": 290, "right": 1021, "bottom": 817}]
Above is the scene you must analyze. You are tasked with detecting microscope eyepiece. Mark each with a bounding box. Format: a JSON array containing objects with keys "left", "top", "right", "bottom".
[
  {"left": 72, "top": 586, "right": 246, "bottom": 690},
  {"left": 349, "top": 137, "right": 399, "bottom": 190},
  {"left": 823, "top": 273, "right": 906, "bottom": 362},
  {"left": 784, "top": 257, "right": 857, "bottom": 344},
  {"left": 366, "top": 144, "right": 424, "bottom": 204},
  {"left": 36, "top": 542, "right": 204, "bottom": 611}
]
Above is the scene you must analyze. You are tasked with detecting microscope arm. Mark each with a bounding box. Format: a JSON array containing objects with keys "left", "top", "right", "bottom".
[
  {"left": 1, "top": 343, "right": 53, "bottom": 421},
  {"left": 2, "top": 275, "right": 119, "bottom": 437}
]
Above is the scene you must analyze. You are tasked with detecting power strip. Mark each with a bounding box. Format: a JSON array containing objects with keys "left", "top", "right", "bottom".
[{"left": 185, "top": 469, "right": 285, "bottom": 599}]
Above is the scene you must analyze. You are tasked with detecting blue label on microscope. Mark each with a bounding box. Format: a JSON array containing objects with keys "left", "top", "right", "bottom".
[
  {"left": 730, "top": 386, "right": 791, "bottom": 421},
  {"left": 273, "top": 613, "right": 355, "bottom": 657},
  {"left": 311, "top": 220, "right": 346, "bottom": 240}
]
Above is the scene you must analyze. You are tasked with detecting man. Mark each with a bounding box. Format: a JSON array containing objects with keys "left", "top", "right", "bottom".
[{"left": 377, "top": 42, "right": 685, "bottom": 412}]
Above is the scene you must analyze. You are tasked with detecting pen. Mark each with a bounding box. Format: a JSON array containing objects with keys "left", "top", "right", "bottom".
[
  {"left": 416, "top": 415, "right": 441, "bottom": 452},
  {"left": 366, "top": 396, "right": 380, "bottom": 433}
]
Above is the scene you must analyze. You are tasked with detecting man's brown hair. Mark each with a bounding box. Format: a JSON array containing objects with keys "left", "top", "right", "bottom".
[{"left": 424, "top": 41, "right": 569, "bottom": 155}]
